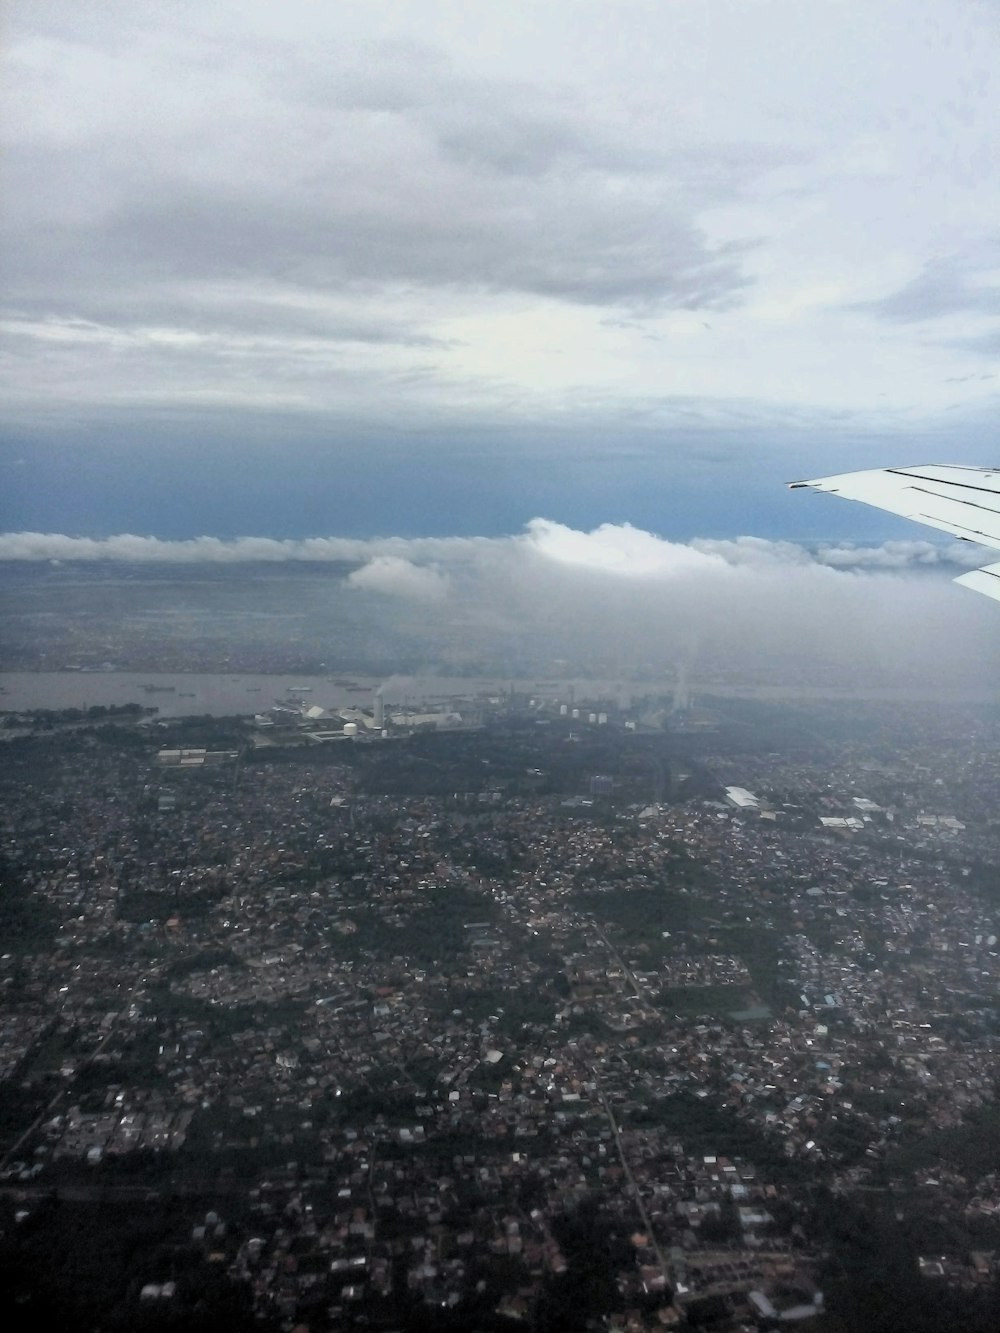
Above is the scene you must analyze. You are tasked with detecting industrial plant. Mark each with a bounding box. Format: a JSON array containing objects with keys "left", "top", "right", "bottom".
[{"left": 251, "top": 685, "right": 470, "bottom": 746}]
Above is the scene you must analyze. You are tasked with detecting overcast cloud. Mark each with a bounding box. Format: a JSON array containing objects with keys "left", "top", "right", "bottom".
[{"left": 2, "top": 0, "right": 1000, "bottom": 492}]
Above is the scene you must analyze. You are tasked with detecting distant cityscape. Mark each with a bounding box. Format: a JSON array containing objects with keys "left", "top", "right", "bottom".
[{"left": 2, "top": 559, "right": 993, "bottom": 695}]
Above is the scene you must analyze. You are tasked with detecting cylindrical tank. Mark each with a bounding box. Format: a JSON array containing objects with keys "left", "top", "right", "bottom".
[
  {"left": 598, "top": 712, "right": 608, "bottom": 724},
  {"left": 588, "top": 713, "right": 597, "bottom": 724},
  {"left": 559, "top": 704, "right": 568, "bottom": 716},
  {"left": 571, "top": 708, "right": 580, "bottom": 719},
  {"left": 343, "top": 722, "right": 359, "bottom": 737}
]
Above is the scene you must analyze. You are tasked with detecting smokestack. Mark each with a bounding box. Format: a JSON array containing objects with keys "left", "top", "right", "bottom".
[{"left": 374, "top": 690, "right": 385, "bottom": 730}]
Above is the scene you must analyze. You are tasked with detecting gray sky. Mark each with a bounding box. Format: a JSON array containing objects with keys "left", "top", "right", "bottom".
[{"left": 2, "top": 0, "right": 999, "bottom": 541}]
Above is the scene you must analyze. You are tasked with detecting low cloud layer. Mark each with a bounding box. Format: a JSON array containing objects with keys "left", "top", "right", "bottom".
[
  {"left": 2, "top": 519, "right": 997, "bottom": 690},
  {"left": 0, "top": 524, "right": 983, "bottom": 573},
  {"left": 347, "top": 555, "right": 450, "bottom": 603}
]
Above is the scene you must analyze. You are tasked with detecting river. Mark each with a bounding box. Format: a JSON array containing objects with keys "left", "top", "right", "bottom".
[{"left": 0, "top": 671, "right": 996, "bottom": 718}]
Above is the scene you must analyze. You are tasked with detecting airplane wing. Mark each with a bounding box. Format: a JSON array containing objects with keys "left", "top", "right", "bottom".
[{"left": 789, "top": 464, "right": 1000, "bottom": 602}]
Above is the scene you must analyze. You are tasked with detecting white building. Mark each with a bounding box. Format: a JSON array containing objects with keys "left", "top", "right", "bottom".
[{"left": 724, "top": 785, "right": 760, "bottom": 811}]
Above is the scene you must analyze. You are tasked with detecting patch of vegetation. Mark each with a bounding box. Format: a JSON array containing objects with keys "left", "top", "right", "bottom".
[
  {"left": 809, "top": 1190, "right": 1000, "bottom": 1333},
  {"left": 627, "top": 1091, "right": 804, "bottom": 1182},
  {"left": 0, "top": 857, "right": 59, "bottom": 952},
  {"left": 0, "top": 1195, "right": 267, "bottom": 1333},
  {"left": 654, "top": 984, "right": 756, "bottom": 1018},
  {"left": 888, "top": 1103, "right": 1000, "bottom": 1179}
]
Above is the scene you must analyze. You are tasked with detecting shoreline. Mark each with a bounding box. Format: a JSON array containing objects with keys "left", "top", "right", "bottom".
[{"left": 1, "top": 669, "right": 996, "bottom": 719}]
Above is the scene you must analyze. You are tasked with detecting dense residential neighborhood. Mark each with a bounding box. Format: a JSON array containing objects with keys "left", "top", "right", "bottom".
[{"left": 2, "top": 695, "right": 1000, "bottom": 1330}]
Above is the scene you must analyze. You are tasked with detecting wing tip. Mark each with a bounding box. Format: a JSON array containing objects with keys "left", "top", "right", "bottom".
[{"left": 954, "top": 564, "right": 1000, "bottom": 603}]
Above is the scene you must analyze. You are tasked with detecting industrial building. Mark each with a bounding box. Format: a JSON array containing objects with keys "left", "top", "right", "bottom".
[{"left": 724, "top": 785, "right": 760, "bottom": 812}]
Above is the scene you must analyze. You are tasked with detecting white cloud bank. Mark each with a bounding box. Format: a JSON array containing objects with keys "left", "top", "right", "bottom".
[
  {"left": 3, "top": 519, "right": 996, "bottom": 686},
  {"left": 346, "top": 555, "right": 450, "bottom": 602},
  {"left": 0, "top": 524, "right": 983, "bottom": 573}
]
